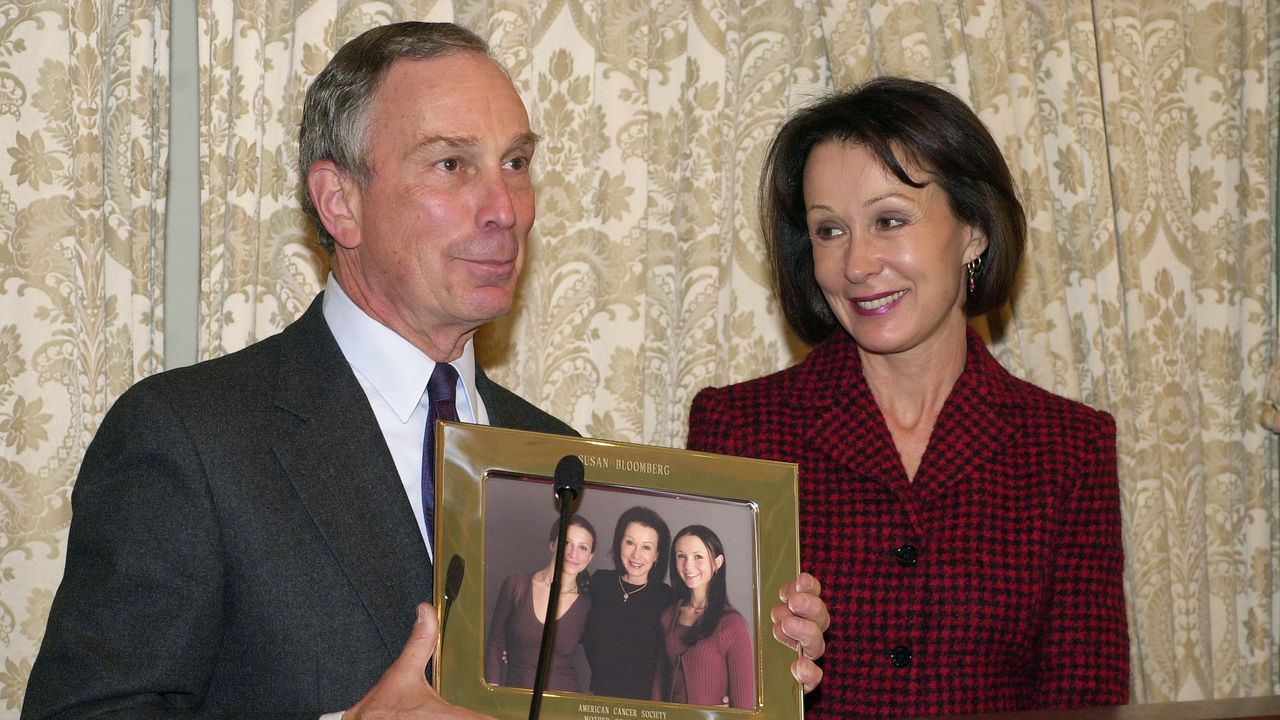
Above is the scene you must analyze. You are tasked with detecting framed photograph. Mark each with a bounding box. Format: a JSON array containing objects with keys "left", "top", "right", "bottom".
[{"left": 433, "top": 422, "right": 801, "bottom": 720}]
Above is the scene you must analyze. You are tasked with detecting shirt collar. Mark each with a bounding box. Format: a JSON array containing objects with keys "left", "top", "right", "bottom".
[{"left": 321, "top": 276, "right": 481, "bottom": 422}]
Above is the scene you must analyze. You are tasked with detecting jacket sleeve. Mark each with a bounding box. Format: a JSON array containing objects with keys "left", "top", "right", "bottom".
[
  {"left": 651, "top": 608, "right": 673, "bottom": 702},
  {"left": 22, "top": 382, "right": 237, "bottom": 720},
  {"left": 484, "top": 575, "right": 518, "bottom": 686},
  {"left": 687, "top": 386, "right": 732, "bottom": 454},
  {"left": 1034, "top": 411, "right": 1130, "bottom": 706},
  {"left": 722, "top": 612, "right": 756, "bottom": 710}
]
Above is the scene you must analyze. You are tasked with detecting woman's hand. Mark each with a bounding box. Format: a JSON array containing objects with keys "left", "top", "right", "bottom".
[{"left": 770, "top": 572, "right": 829, "bottom": 693}]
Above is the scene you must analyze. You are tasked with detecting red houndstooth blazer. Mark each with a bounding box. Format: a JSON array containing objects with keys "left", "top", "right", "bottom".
[{"left": 688, "top": 328, "right": 1129, "bottom": 719}]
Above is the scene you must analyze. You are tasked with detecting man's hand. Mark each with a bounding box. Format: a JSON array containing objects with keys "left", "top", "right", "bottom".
[
  {"left": 345, "top": 603, "right": 495, "bottom": 719},
  {"left": 770, "top": 572, "right": 829, "bottom": 693}
]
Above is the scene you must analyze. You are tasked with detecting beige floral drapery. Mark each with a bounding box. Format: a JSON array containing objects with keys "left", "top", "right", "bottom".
[
  {"left": 2, "top": 0, "right": 1278, "bottom": 714},
  {"left": 0, "top": 0, "right": 169, "bottom": 711}
]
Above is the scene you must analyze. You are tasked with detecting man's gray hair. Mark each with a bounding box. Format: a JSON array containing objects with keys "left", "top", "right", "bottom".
[{"left": 298, "top": 22, "right": 491, "bottom": 252}]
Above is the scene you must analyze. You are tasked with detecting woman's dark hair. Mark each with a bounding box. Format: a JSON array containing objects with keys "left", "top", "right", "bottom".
[
  {"left": 548, "top": 514, "right": 597, "bottom": 546},
  {"left": 669, "top": 525, "right": 730, "bottom": 646},
  {"left": 610, "top": 506, "right": 672, "bottom": 583},
  {"left": 548, "top": 514, "right": 597, "bottom": 591},
  {"left": 761, "top": 75, "right": 1026, "bottom": 344}
]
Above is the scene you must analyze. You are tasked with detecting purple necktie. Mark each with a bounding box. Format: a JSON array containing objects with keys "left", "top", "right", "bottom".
[{"left": 422, "top": 362, "right": 459, "bottom": 546}]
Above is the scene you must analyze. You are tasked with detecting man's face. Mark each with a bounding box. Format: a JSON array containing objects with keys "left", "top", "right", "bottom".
[{"left": 329, "top": 52, "right": 536, "bottom": 358}]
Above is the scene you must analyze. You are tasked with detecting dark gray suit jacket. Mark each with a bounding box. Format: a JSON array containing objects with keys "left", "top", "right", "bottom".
[{"left": 23, "top": 295, "right": 576, "bottom": 719}]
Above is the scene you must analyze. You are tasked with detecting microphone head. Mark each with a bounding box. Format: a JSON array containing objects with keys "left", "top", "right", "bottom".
[
  {"left": 553, "top": 454, "right": 585, "bottom": 501},
  {"left": 444, "top": 554, "right": 465, "bottom": 602}
]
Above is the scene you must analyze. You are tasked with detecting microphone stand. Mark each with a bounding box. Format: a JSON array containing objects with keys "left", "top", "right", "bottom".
[{"left": 529, "top": 456, "right": 584, "bottom": 720}]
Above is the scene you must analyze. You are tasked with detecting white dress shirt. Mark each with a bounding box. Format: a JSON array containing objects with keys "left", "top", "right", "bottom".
[
  {"left": 321, "top": 275, "right": 488, "bottom": 558},
  {"left": 320, "top": 277, "right": 490, "bottom": 718}
]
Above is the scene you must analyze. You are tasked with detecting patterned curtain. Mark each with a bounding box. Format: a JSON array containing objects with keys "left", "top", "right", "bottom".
[
  {"left": 2, "top": 0, "right": 1278, "bottom": 714},
  {"left": 0, "top": 1, "right": 169, "bottom": 712}
]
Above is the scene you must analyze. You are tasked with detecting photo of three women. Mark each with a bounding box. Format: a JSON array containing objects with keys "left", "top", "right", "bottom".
[{"left": 483, "top": 503, "right": 755, "bottom": 710}]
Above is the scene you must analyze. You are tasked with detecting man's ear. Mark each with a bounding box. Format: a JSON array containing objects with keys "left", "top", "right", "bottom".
[{"left": 306, "top": 160, "right": 362, "bottom": 249}]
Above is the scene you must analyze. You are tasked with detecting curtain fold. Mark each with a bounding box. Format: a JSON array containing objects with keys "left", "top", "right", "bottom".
[
  {"left": 0, "top": 0, "right": 168, "bottom": 712},
  {"left": 476, "top": 1, "right": 824, "bottom": 442},
  {"left": 2, "top": 0, "right": 1277, "bottom": 714}
]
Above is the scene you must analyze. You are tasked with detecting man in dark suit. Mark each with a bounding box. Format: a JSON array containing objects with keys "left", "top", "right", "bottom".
[{"left": 24, "top": 21, "right": 827, "bottom": 720}]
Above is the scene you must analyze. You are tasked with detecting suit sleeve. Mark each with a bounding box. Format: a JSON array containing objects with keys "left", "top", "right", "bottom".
[
  {"left": 22, "top": 382, "right": 232, "bottom": 720},
  {"left": 1035, "top": 411, "right": 1130, "bottom": 706}
]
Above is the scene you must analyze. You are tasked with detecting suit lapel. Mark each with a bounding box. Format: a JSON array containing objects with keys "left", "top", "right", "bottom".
[
  {"left": 792, "top": 336, "right": 909, "bottom": 485},
  {"left": 796, "top": 331, "right": 1021, "bottom": 505},
  {"left": 809, "top": 378, "right": 906, "bottom": 484},
  {"left": 268, "top": 298, "right": 433, "bottom": 656},
  {"left": 911, "top": 336, "right": 1022, "bottom": 502}
]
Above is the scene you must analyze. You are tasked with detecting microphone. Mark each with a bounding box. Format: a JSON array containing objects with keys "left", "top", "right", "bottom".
[
  {"left": 553, "top": 454, "right": 585, "bottom": 504},
  {"left": 441, "top": 554, "right": 464, "bottom": 634},
  {"left": 430, "top": 554, "right": 465, "bottom": 687},
  {"left": 529, "top": 455, "right": 586, "bottom": 720}
]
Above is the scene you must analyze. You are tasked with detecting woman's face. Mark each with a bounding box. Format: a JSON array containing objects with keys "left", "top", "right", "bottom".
[
  {"left": 803, "top": 141, "right": 987, "bottom": 359},
  {"left": 556, "top": 525, "right": 595, "bottom": 577},
  {"left": 618, "top": 522, "right": 660, "bottom": 583},
  {"left": 673, "top": 534, "right": 723, "bottom": 592}
]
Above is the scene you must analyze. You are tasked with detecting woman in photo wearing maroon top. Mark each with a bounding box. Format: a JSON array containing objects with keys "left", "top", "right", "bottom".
[
  {"left": 686, "top": 76, "right": 1128, "bottom": 718},
  {"left": 485, "top": 515, "right": 596, "bottom": 692},
  {"left": 654, "top": 524, "right": 754, "bottom": 710}
]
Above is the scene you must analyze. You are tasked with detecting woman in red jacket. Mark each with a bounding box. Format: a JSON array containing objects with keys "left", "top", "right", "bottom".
[
  {"left": 687, "top": 76, "right": 1129, "bottom": 718},
  {"left": 654, "top": 524, "right": 755, "bottom": 709}
]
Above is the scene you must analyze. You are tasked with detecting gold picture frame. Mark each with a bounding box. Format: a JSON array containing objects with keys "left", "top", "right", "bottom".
[{"left": 433, "top": 422, "right": 802, "bottom": 720}]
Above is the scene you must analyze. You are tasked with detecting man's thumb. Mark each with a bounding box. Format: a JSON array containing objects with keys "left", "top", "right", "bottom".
[{"left": 397, "top": 602, "right": 439, "bottom": 671}]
